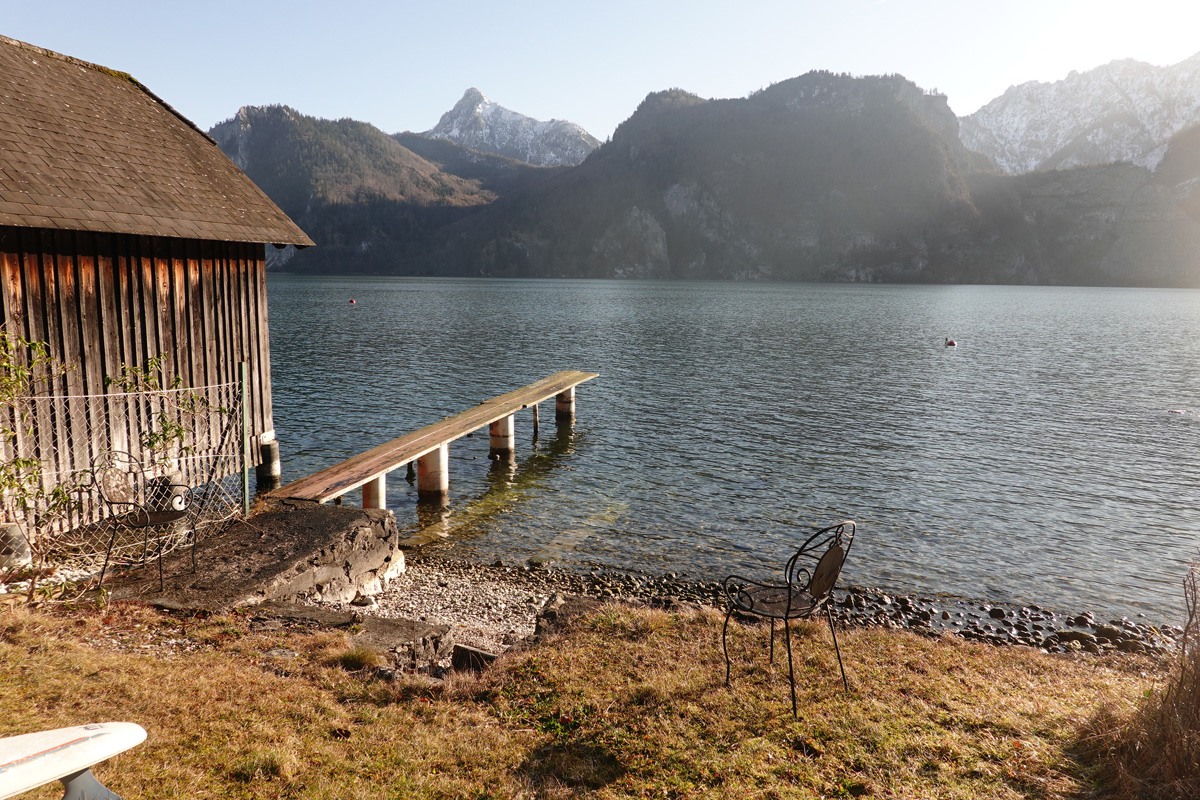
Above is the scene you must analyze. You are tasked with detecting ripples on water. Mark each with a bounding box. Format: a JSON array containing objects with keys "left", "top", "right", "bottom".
[{"left": 267, "top": 276, "right": 1200, "bottom": 622}]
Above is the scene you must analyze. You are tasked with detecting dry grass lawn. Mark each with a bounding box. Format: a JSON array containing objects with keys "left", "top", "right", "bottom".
[{"left": 0, "top": 600, "right": 1162, "bottom": 799}]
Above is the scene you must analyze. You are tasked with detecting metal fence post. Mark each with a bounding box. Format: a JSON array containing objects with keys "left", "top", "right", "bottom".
[{"left": 240, "top": 361, "right": 249, "bottom": 516}]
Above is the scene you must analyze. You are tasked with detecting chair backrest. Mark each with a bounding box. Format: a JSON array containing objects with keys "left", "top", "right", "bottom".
[
  {"left": 809, "top": 544, "right": 845, "bottom": 598},
  {"left": 93, "top": 450, "right": 144, "bottom": 506},
  {"left": 786, "top": 520, "right": 855, "bottom": 598}
]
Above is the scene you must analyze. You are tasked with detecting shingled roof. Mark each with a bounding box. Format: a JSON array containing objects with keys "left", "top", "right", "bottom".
[{"left": 0, "top": 35, "right": 312, "bottom": 247}]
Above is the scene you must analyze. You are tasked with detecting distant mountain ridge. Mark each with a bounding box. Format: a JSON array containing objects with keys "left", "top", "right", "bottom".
[
  {"left": 209, "top": 105, "right": 505, "bottom": 270},
  {"left": 210, "top": 73, "right": 1200, "bottom": 286},
  {"left": 421, "top": 88, "right": 600, "bottom": 167},
  {"left": 960, "top": 53, "right": 1200, "bottom": 173}
]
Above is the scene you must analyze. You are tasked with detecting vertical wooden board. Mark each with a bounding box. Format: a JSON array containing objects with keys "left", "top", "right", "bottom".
[
  {"left": 194, "top": 241, "right": 215, "bottom": 462},
  {"left": 74, "top": 232, "right": 104, "bottom": 395},
  {"left": 165, "top": 240, "right": 190, "bottom": 477},
  {"left": 154, "top": 237, "right": 174, "bottom": 381},
  {"left": 191, "top": 240, "right": 216, "bottom": 479},
  {"left": 252, "top": 246, "right": 274, "bottom": 450},
  {"left": 246, "top": 247, "right": 264, "bottom": 465},
  {"left": 17, "top": 229, "right": 44, "bottom": 372},
  {"left": 52, "top": 231, "right": 84, "bottom": 479},
  {"left": 95, "top": 234, "right": 127, "bottom": 457},
  {"left": 215, "top": 246, "right": 233, "bottom": 387},
  {"left": 223, "top": 247, "right": 244, "bottom": 472},
  {"left": 185, "top": 240, "right": 210, "bottom": 462},
  {"left": 243, "top": 246, "right": 264, "bottom": 462},
  {"left": 52, "top": 231, "right": 83, "bottom": 393},
  {"left": 136, "top": 236, "right": 158, "bottom": 372},
  {"left": 229, "top": 246, "right": 248, "bottom": 460},
  {"left": 234, "top": 247, "right": 251, "bottom": 440},
  {"left": 10, "top": 231, "right": 35, "bottom": 463},
  {"left": 111, "top": 234, "right": 139, "bottom": 456},
  {"left": 31, "top": 231, "right": 64, "bottom": 476},
  {"left": 74, "top": 231, "right": 106, "bottom": 474},
  {"left": 37, "top": 231, "right": 64, "bottom": 393},
  {"left": 198, "top": 241, "right": 219, "bottom": 396},
  {"left": 0, "top": 230, "right": 23, "bottom": 466},
  {"left": 209, "top": 248, "right": 230, "bottom": 478},
  {"left": 134, "top": 236, "right": 159, "bottom": 460},
  {"left": 170, "top": 239, "right": 189, "bottom": 389},
  {"left": 0, "top": 227, "right": 18, "bottom": 330}
]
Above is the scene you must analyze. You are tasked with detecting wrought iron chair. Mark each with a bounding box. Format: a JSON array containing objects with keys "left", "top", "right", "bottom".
[
  {"left": 90, "top": 449, "right": 192, "bottom": 589},
  {"left": 722, "top": 520, "right": 855, "bottom": 717}
]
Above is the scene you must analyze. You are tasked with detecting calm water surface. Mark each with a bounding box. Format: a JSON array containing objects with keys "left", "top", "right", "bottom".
[{"left": 267, "top": 276, "right": 1200, "bottom": 623}]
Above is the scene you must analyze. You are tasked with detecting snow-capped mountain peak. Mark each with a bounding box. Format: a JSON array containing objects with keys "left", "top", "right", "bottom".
[
  {"left": 422, "top": 88, "right": 599, "bottom": 167},
  {"left": 960, "top": 53, "right": 1200, "bottom": 174}
]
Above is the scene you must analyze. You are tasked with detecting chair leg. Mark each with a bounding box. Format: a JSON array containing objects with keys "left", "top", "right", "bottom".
[
  {"left": 157, "top": 536, "right": 165, "bottom": 592},
  {"left": 97, "top": 524, "right": 120, "bottom": 590},
  {"left": 784, "top": 617, "right": 797, "bottom": 719},
  {"left": 722, "top": 607, "right": 734, "bottom": 687},
  {"left": 827, "top": 604, "right": 849, "bottom": 692}
]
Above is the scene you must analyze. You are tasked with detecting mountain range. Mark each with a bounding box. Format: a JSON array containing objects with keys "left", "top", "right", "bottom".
[
  {"left": 961, "top": 53, "right": 1200, "bottom": 173},
  {"left": 210, "top": 57, "right": 1200, "bottom": 286}
]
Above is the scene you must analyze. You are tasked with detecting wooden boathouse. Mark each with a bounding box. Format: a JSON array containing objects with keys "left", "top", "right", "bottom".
[{"left": 0, "top": 35, "right": 312, "bottom": 539}]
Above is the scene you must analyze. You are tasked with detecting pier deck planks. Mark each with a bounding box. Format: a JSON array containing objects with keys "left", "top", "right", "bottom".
[{"left": 270, "top": 370, "right": 598, "bottom": 504}]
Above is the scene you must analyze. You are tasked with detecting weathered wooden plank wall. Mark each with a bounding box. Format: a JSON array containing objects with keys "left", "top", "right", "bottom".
[{"left": 0, "top": 225, "right": 274, "bottom": 477}]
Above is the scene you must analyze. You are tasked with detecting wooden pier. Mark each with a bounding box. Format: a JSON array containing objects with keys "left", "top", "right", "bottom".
[{"left": 270, "top": 370, "right": 598, "bottom": 507}]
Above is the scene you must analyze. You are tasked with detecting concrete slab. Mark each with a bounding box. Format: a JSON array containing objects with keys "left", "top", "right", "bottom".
[{"left": 250, "top": 601, "right": 454, "bottom": 669}]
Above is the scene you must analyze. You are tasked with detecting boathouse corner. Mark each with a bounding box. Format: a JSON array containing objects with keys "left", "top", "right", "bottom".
[{"left": 0, "top": 34, "right": 312, "bottom": 550}]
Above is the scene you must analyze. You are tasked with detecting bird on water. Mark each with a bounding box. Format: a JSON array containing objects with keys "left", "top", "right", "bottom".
[{"left": 945, "top": 337, "right": 957, "bottom": 347}]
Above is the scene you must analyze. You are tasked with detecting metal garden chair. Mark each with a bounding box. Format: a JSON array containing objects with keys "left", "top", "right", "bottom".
[
  {"left": 90, "top": 449, "right": 192, "bottom": 589},
  {"left": 722, "top": 520, "right": 856, "bottom": 717}
]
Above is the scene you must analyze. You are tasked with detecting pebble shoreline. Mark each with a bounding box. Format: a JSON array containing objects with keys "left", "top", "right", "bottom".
[{"left": 329, "top": 554, "right": 1183, "bottom": 658}]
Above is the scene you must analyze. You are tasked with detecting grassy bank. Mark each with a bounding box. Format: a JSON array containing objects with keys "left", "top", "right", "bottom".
[{"left": 0, "top": 600, "right": 1164, "bottom": 799}]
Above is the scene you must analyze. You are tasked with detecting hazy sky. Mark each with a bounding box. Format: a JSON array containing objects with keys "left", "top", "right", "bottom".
[{"left": 6, "top": 0, "right": 1200, "bottom": 139}]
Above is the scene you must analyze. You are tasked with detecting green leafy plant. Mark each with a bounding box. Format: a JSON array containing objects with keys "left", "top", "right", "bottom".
[{"left": 0, "top": 325, "right": 83, "bottom": 590}]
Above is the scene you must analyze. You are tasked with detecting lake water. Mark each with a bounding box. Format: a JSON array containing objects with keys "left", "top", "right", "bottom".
[{"left": 266, "top": 275, "right": 1200, "bottom": 623}]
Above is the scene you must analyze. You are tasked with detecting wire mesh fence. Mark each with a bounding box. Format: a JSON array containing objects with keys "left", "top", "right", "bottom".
[{"left": 1, "top": 379, "right": 246, "bottom": 579}]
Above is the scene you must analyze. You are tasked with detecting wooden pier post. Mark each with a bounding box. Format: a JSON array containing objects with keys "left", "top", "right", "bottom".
[
  {"left": 255, "top": 438, "right": 282, "bottom": 492},
  {"left": 555, "top": 387, "right": 575, "bottom": 420},
  {"left": 361, "top": 474, "right": 386, "bottom": 509},
  {"left": 489, "top": 414, "right": 515, "bottom": 455},
  {"left": 417, "top": 444, "right": 450, "bottom": 500}
]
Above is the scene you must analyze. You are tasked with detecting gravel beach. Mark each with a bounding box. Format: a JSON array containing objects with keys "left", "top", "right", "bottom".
[{"left": 318, "top": 553, "right": 1184, "bottom": 659}]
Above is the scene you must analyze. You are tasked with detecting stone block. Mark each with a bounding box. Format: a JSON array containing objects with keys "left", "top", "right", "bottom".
[{"left": 451, "top": 644, "right": 499, "bottom": 673}]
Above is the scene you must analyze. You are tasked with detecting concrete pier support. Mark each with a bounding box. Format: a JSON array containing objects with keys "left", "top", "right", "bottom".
[
  {"left": 555, "top": 387, "right": 575, "bottom": 420},
  {"left": 361, "top": 474, "right": 386, "bottom": 509},
  {"left": 256, "top": 439, "right": 282, "bottom": 492},
  {"left": 417, "top": 444, "right": 449, "bottom": 500},
  {"left": 489, "top": 414, "right": 515, "bottom": 455}
]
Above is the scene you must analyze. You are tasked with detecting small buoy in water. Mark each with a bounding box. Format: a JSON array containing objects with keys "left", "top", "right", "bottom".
[
  {"left": 945, "top": 338, "right": 957, "bottom": 347},
  {"left": 349, "top": 299, "right": 357, "bottom": 304}
]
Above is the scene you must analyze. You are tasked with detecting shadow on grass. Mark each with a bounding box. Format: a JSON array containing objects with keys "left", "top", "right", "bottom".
[{"left": 519, "top": 738, "right": 626, "bottom": 790}]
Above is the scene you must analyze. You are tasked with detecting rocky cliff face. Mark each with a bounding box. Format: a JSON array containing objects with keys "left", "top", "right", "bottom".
[
  {"left": 422, "top": 88, "right": 600, "bottom": 167},
  {"left": 960, "top": 53, "right": 1200, "bottom": 173}
]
